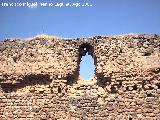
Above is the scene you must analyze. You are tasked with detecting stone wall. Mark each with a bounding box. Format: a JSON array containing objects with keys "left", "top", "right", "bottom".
[{"left": 0, "top": 34, "right": 160, "bottom": 119}]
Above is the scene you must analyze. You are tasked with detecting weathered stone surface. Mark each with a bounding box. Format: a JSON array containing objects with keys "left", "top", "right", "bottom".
[{"left": 0, "top": 34, "right": 160, "bottom": 119}]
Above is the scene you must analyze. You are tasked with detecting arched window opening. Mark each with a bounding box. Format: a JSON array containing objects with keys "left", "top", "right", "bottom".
[
  {"left": 79, "top": 52, "right": 95, "bottom": 80},
  {"left": 78, "top": 44, "right": 95, "bottom": 80}
]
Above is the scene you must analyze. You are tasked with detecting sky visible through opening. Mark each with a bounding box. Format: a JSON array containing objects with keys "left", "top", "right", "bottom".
[
  {"left": 80, "top": 53, "right": 95, "bottom": 80},
  {"left": 0, "top": 0, "right": 160, "bottom": 79}
]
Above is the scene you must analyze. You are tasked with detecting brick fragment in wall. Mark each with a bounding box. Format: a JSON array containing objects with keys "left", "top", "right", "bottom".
[{"left": 0, "top": 34, "right": 160, "bottom": 119}]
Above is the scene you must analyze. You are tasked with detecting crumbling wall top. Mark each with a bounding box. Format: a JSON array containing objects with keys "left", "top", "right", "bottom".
[{"left": 0, "top": 34, "right": 159, "bottom": 84}]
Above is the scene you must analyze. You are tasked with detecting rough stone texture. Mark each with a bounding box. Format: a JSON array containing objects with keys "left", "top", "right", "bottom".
[{"left": 0, "top": 34, "right": 160, "bottom": 119}]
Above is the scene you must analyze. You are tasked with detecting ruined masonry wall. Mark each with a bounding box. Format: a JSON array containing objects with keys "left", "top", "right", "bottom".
[{"left": 0, "top": 34, "right": 160, "bottom": 120}]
